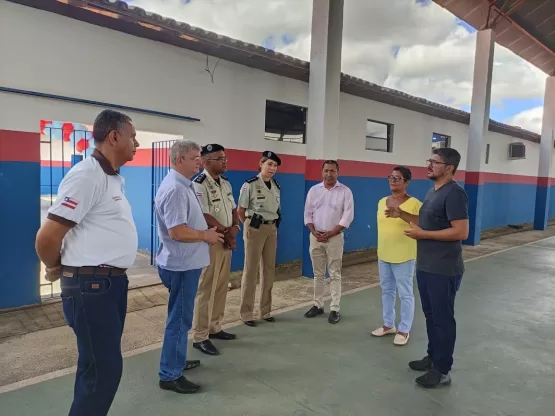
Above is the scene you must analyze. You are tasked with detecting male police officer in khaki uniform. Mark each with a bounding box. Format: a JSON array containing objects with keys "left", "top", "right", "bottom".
[
  {"left": 192, "top": 144, "right": 240, "bottom": 356},
  {"left": 237, "top": 151, "right": 281, "bottom": 327}
]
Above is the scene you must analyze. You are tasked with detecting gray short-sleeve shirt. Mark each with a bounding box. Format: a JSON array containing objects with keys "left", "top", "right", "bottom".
[
  {"left": 154, "top": 169, "right": 210, "bottom": 272},
  {"left": 416, "top": 181, "right": 469, "bottom": 276}
]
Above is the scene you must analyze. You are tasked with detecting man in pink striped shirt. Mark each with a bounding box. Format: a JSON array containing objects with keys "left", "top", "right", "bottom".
[{"left": 303, "top": 160, "right": 355, "bottom": 324}]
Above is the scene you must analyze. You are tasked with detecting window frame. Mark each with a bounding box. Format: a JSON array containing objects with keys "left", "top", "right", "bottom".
[
  {"left": 432, "top": 132, "right": 451, "bottom": 149},
  {"left": 365, "top": 119, "right": 393, "bottom": 153},
  {"left": 264, "top": 99, "right": 307, "bottom": 145}
]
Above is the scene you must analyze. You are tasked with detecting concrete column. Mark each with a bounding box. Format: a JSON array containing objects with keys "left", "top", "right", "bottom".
[
  {"left": 533, "top": 76, "right": 555, "bottom": 230},
  {"left": 464, "top": 29, "right": 495, "bottom": 246},
  {"left": 302, "top": 0, "right": 344, "bottom": 278}
]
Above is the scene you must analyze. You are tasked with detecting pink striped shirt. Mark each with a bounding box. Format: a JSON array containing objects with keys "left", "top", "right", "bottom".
[{"left": 304, "top": 181, "right": 355, "bottom": 232}]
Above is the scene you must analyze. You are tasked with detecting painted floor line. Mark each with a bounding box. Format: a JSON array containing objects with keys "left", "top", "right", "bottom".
[{"left": 1, "top": 234, "right": 553, "bottom": 394}]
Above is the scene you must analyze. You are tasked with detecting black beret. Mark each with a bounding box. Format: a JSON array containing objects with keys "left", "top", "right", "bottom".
[
  {"left": 201, "top": 143, "right": 225, "bottom": 156},
  {"left": 262, "top": 150, "right": 281, "bottom": 166}
]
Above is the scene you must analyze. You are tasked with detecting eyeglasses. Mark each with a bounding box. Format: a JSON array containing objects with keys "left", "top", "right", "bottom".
[
  {"left": 206, "top": 156, "right": 227, "bottom": 162},
  {"left": 179, "top": 156, "right": 201, "bottom": 163},
  {"left": 387, "top": 175, "right": 404, "bottom": 182},
  {"left": 426, "top": 159, "right": 448, "bottom": 166}
]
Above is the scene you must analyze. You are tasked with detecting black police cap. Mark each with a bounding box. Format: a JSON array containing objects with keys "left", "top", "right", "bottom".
[
  {"left": 262, "top": 150, "right": 281, "bottom": 166},
  {"left": 201, "top": 143, "right": 225, "bottom": 156}
]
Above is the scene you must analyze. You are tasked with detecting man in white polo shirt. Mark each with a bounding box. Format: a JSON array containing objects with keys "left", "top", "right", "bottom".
[{"left": 35, "top": 109, "right": 139, "bottom": 416}]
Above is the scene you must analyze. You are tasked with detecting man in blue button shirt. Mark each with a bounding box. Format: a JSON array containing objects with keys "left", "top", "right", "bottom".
[{"left": 154, "top": 139, "right": 224, "bottom": 394}]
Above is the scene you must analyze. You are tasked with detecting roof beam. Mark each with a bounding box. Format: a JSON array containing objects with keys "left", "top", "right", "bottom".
[{"left": 488, "top": 0, "right": 555, "bottom": 57}]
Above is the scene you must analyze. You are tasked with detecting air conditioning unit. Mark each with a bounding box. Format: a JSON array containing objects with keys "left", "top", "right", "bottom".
[{"left": 508, "top": 142, "right": 526, "bottom": 160}]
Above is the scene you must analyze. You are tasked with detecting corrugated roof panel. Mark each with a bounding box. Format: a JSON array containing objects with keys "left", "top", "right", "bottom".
[{"left": 433, "top": 0, "right": 555, "bottom": 75}]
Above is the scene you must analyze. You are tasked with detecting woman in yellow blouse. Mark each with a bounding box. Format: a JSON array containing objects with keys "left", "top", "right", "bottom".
[{"left": 372, "top": 166, "right": 422, "bottom": 346}]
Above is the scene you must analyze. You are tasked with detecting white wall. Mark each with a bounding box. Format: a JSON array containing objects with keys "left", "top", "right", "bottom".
[{"left": 0, "top": 1, "right": 548, "bottom": 178}]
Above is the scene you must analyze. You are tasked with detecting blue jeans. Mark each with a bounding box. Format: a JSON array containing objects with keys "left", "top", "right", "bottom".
[
  {"left": 60, "top": 271, "right": 128, "bottom": 416},
  {"left": 158, "top": 266, "right": 202, "bottom": 382},
  {"left": 416, "top": 269, "right": 462, "bottom": 375},
  {"left": 378, "top": 259, "right": 415, "bottom": 333}
]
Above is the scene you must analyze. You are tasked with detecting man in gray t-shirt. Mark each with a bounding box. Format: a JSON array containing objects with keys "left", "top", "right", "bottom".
[
  {"left": 416, "top": 180, "right": 468, "bottom": 277},
  {"left": 387, "top": 148, "right": 468, "bottom": 389}
]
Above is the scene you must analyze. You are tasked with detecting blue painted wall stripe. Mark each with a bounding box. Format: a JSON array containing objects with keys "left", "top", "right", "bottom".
[
  {"left": 42, "top": 166, "right": 555, "bottom": 273},
  {"left": 0, "top": 161, "right": 41, "bottom": 309},
  {"left": 534, "top": 185, "right": 550, "bottom": 230}
]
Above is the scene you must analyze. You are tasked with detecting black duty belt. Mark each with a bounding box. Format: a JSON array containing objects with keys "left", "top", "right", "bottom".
[
  {"left": 246, "top": 217, "right": 276, "bottom": 224},
  {"left": 62, "top": 265, "right": 127, "bottom": 277}
]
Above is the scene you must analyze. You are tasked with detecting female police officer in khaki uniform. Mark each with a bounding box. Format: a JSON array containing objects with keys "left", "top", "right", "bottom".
[{"left": 237, "top": 151, "right": 281, "bottom": 327}]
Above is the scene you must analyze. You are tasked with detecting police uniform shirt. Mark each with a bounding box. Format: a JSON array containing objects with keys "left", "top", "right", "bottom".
[
  {"left": 238, "top": 173, "right": 281, "bottom": 221},
  {"left": 47, "top": 150, "right": 138, "bottom": 268},
  {"left": 193, "top": 172, "right": 236, "bottom": 227}
]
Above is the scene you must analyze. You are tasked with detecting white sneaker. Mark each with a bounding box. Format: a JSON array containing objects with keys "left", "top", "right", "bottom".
[
  {"left": 394, "top": 333, "right": 409, "bottom": 346},
  {"left": 371, "top": 326, "right": 397, "bottom": 337}
]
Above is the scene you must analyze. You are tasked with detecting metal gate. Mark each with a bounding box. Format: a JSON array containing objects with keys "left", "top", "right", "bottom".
[
  {"left": 40, "top": 122, "right": 93, "bottom": 299},
  {"left": 150, "top": 140, "right": 177, "bottom": 265}
]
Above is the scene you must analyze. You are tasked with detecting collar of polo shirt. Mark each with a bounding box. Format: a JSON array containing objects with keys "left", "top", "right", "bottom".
[{"left": 91, "top": 149, "right": 118, "bottom": 176}]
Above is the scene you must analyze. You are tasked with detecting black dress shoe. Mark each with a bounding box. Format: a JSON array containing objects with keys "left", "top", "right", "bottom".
[
  {"left": 305, "top": 306, "right": 324, "bottom": 318},
  {"left": 193, "top": 340, "right": 219, "bottom": 356},
  {"left": 159, "top": 376, "right": 201, "bottom": 394},
  {"left": 209, "top": 330, "right": 237, "bottom": 340},
  {"left": 264, "top": 317, "right": 275, "bottom": 322},
  {"left": 183, "top": 360, "right": 200, "bottom": 371},
  {"left": 328, "top": 311, "right": 340, "bottom": 324},
  {"left": 409, "top": 356, "right": 433, "bottom": 372},
  {"left": 244, "top": 320, "right": 257, "bottom": 327},
  {"left": 415, "top": 369, "right": 451, "bottom": 388}
]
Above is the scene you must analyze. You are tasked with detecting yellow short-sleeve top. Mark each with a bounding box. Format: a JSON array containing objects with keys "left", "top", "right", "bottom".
[{"left": 377, "top": 196, "right": 423, "bottom": 264}]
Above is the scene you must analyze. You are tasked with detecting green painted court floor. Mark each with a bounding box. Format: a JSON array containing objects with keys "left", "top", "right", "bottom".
[{"left": 2, "top": 239, "right": 555, "bottom": 415}]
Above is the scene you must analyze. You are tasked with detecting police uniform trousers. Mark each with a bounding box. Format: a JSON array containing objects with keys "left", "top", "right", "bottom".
[
  {"left": 192, "top": 242, "right": 232, "bottom": 342},
  {"left": 240, "top": 221, "right": 277, "bottom": 321}
]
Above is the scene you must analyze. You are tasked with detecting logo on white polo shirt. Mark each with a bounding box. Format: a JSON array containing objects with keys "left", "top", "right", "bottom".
[
  {"left": 61, "top": 197, "right": 79, "bottom": 210},
  {"left": 113, "top": 195, "right": 123, "bottom": 201}
]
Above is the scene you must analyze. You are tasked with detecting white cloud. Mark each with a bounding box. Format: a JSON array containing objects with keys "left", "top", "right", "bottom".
[
  {"left": 126, "top": 0, "right": 546, "bottom": 130},
  {"left": 505, "top": 107, "right": 544, "bottom": 134}
]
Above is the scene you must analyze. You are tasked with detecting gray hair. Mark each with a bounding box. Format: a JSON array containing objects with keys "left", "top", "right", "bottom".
[{"left": 170, "top": 139, "right": 201, "bottom": 165}]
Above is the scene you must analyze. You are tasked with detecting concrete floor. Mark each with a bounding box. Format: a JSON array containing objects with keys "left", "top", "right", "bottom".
[{"left": 1, "top": 238, "right": 554, "bottom": 415}]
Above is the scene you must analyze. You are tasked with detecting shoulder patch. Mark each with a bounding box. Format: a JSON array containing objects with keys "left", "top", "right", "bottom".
[
  {"left": 273, "top": 178, "right": 280, "bottom": 189},
  {"left": 194, "top": 173, "right": 206, "bottom": 184},
  {"left": 220, "top": 175, "right": 229, "bottom": 181},
  {"left": 246, "top": 176, "right": 258, "bottom": 184}
]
